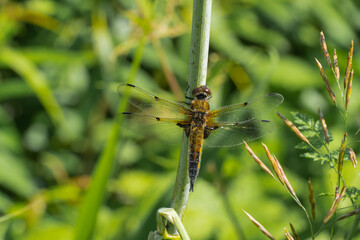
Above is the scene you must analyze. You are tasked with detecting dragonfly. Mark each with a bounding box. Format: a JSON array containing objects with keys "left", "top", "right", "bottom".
[{"left": 118, "top": 83, "right": 283, "bottom": 191}]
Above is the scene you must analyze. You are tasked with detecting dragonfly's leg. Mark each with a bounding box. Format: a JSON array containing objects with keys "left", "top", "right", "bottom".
[
  {"left": 203, "top": 128, "right": 211, "bottom": 139},
  {"left": 204, "top": 126, "right": 219, "bottom": 139},
  {"left": 176, "top": 123, "right": 191, "bottom": 137},
  {"left": 178, "top": 101, "right": 191, "bottom": 106},
  {"left": 185, "top": 95, "right": 194, "bottom": 100}
]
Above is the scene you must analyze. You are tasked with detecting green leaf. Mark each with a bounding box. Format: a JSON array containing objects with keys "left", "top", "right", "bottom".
[
  {"left": 73, "top": 34, "right": 146, "bottom": 240},
  {"left": 292, "top": 112, "right": 315, "bottom": 130},
  {"left": 346, "top": 187, "right": 360, "bottom": 203},
  {"left": 0, "top": 152, "right": 37, "bottom": 198},
  {"left": 300, "top": 152, "right": 329, "bottom": 164},
  {"left": 0, "top": 46, "right": 65, "bottom": 127}
]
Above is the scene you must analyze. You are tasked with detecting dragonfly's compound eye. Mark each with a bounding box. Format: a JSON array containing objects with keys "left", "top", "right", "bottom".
[{"left": 192, "top": 85, "right": 212, "bottom": 100}]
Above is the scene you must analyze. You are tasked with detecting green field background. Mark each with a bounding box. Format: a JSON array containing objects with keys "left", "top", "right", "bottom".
[{"left": 0, "top": 0, "right": 359, "bottom": 239}]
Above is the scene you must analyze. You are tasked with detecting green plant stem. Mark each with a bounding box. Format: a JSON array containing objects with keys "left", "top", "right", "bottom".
[
  {"left": 0, "top": 46, "right": 64, "bottom": 127},
  {"left": 186, "top": 0, "right": 212, "bottom": 91},
  {"left": 168, "top": 0, "right": 212, "bottom": 236},
  {"left": 169, "top": 137, "right": 190, "bottom": 220},
  {"left": 292, "top": 196, "right": 314, "bottom": 240},
  {"left": 222, "top": 193, "right": 247, "bottom": 240},
  {"left": 345, "top": 213, "right": 360, "bottom": 240}
]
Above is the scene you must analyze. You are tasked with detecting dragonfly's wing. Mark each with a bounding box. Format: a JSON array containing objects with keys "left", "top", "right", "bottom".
[
  {"left": 118, "top": 83, "right": 191, "bottom": 119},
  {"left": 204, "top": 93, "right": 283, "bottom": 147},
  {"left": 204, "top": 120, "right": 275, "bottom": 147},
  {"left": 208, "top": 93, "right": 283, "bottom": 123},
  {"left": 117, "top": 112, "right": 189, "bottom": 144},
  {"left": 117, "top": 84, "right": 192, "bottom": 144}
]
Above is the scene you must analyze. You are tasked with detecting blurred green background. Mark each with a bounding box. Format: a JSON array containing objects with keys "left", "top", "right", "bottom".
[{"left": 0, "top": 0, "right": 359, "bottom": 239}]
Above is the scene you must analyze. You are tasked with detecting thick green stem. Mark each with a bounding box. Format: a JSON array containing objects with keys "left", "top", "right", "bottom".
[
  {"left": 168, "top": 0, "right": 212, "bottom": 236},
  {"left": 186, "top": 0, "right": 212, "bottom": 93}
]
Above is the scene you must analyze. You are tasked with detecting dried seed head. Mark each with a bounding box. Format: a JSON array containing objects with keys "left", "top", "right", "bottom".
[
  {"left": 318, "top": 108, "right": 329, "bottom": 144},
  {"left": 349, "top": 148, "right": 357, "bottom": 168},
  {"left": 262, "top": 143, "right": 285, "bottom": 184},
  {"left": 274, "top": 155, "right": 297, "bottom": 198},
  {"left": 262, "top": 143, "right": 297, "bottom": 198},
  {"left": 320, "top": 31, "right": 332, "bottom": 68},
  {"left": 338, "top": 132, "right": 347, "bottom": 173},
  {"left": 289, "top": 223, "right": 300, "bottom": 240},
  {"left": 344, "top": 40, "right": 354, "bottom": 89},
  {"left": 284, "top": 228, "right": 295, "bottom": 240},
  {"left": 333, "top": 49, "right": 340, "bottom": 81},
  {"left": 243, "top": 210, "right": 276, "bottom": 240},
  {"left": 244, "top": 141, "right": 275, "bottom": 179},
  {"left": 315, "top": 58, "right": 336, "bottom": 104},
  {"left": 323, "top": 186, "right": 346, "bottom": 224},
  {"left": 277, "top": 112, "right": 310, "bottom": 144},
  {"left": 308, "top": 179, "right": 316, "bottom": 219},
  {"left": 345, "top": 69, "right": 353, "bottom": 111}
]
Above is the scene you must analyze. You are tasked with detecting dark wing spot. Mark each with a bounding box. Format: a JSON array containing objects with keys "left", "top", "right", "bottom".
[
  {"left": 126, "top": 84, "right": 136, "bottom": 87},
  {"left": 261, "top": 120, "right": 270, "bottom": 122},
  {"left": 234, "top": 122, "right": 239, "bottom": 126},
  {"left": 243, "top": 102, "right": 248, "bottom": 106},
  {"left": 155, "top": 117, "right": 160, "bottom": 121},
  {"left": 154, "top": 96, "right": 159, "bottom": 101},
  {"left": 267, "top": 93, "right": 277, "bottom": 96},
  {"left": 122, "top": 112, "right": 133, "bottom": 115}
]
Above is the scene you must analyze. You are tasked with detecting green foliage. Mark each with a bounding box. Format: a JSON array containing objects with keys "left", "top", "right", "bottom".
[
  {"left": 1, "top": 0, "right": 360, "bottom": 239},
  {"left": 280, "top": 108, "right": 360, "bottom": 238},
  {"left": 293, "top": 112, "right": 329, "bottom": 150},
  {"left": 273, "top": 31, "right": 360, "bottom": 239},
  {"left": 292, "top": 112, "right": 336, "bottom": 165}
]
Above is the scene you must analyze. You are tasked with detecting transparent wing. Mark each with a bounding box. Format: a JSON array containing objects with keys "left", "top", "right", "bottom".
[
  {"left": 117, "top": 112, "right": 189, "bottom": 144},
  {"left": 117, "top": 84, "right": 192, "bottom": 144},
  {"left": 204, "top": 120, "right": 275, "bottom": 147},
  {"left": 204, "top": 93, "right": 283, "bottom": 147},
  {"left": 208, "top": 93, "right": 284, "bottom": 123},
  {"left": 118, "top": 83, "right": 191, "bottom": 119}
]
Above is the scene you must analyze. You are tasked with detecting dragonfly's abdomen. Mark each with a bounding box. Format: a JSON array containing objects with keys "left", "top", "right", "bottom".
[
  {"left": 188, "top": 125, "right": 204, "bottom": 192},
  {"left": 188, "top": 99, "right": 210, "bottom": 191}
]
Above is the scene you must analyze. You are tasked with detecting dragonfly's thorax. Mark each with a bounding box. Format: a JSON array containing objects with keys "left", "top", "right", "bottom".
[{"left": 190, "top": 99, "right": 210, "bottom": 125}]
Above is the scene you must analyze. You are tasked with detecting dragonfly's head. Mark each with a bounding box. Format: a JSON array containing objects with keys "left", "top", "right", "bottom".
[{"left": 192, "top": 85, "right": 212, "bottom": 100}]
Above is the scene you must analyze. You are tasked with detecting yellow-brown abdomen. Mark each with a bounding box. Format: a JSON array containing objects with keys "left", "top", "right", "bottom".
[
  {"left": 188, "top": 99, "right": 210, "bottom": 191},
  {"left": 188, "top": 125, "right": 205, "bottom": 191}
]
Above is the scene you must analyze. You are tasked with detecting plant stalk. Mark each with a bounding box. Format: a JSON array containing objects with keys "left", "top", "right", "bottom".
[
  {"left": 168, "top": 0, "right": 212, "bottom": 235},
  {"left": 187, "top": 0, "right": 212, "bottom": 91},
  {"left": 345, "top": 213, "right": 360, "bottom": 240}
]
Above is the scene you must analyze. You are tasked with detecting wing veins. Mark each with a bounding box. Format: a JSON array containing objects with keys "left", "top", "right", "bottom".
[
  {"left": 208, "top": 93, "right": 284, "bottom": 122},
  {"left": 118, "top": 84, "right": 191, "bottom": 119}
]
